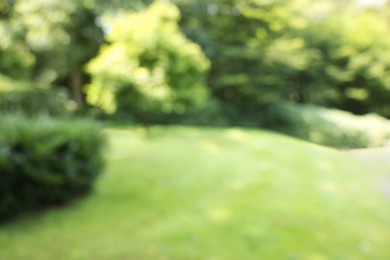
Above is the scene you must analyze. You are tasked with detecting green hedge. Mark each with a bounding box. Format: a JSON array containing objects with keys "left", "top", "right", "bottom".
[
  {"left": 0, "top": 89, "right": 74, "bottom": 117},
  {"left": 0, "top": 115, "right": 105, "bottom": 222},
  {"left": 261, "top": 103, "right": 390, "bottom": 149}
]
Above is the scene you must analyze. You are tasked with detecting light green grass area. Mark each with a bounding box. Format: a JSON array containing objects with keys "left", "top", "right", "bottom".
[{"left": 1, "top": 126, "right": 390, "bottom": 259}]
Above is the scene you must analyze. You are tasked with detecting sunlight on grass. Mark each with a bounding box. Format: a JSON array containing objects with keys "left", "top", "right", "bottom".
[{"left": 0, "top": 125, "right": 390, "bottom": 259}]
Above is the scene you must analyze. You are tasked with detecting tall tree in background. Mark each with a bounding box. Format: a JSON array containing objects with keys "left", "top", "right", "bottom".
[
  {"left": 2, "top": 0, "right": 103, "bottom": 107},
  {"left": 18, "top": 0, "right": 103, "bottom": 107},
  {"left": 176, "top": 0, "right": 266, "bottom": 109},
  {"left": 174, "top": 0, "right": 314, "bottom": 109},
  {"left": 294, "top": 2, "right": 390, "bottom": 115},
  {"left": 175, "top": 0, "right": 390, "bottom": 117},
  {"left": 0, "top": 0, "right": 35, "bottom": 85},
  {"left": 86, "top": 1, "right": 210, "bottom": 122}
]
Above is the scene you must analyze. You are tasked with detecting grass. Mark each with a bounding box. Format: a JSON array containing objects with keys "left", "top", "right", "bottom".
[{"left": 1, "top": 125, "right": 390, "bottom": 259}]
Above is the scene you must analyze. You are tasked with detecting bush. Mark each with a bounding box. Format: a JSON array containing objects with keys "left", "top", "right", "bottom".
[
  {"left": 0, "top": 89, "right": 75, "bottom": 117},
  {"left": 261, "top": 103, "right": 390, "bottom": 149},
  {"left": 0, "top": 114, "right": 105, "bottom": 222}
]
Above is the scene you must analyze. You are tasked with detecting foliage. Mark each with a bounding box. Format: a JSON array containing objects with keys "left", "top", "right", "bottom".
[
  {"left": 0, "top": 75, "right": 75, "bottom": 117},
  {"left": 174, "top": 0, "right": 317, "bottom": 108},
  {"left": 2, "top": 0, "right": 390, "bottom": 121},
  {"left": 292, "top": 8, "right": 390, "bottom": 116},
  {"left": 175, "top": 0, "right": 390, "bottom": 117},
  {"left": 0, "top": 74, "right": 32, "bottom": 91},
  {"left": 176, "top": 0, "right": 271, "bottom": 106},
  {"left": 86, "top": 1, "right": 210, "bottom": 120},
  {"left": 0, "top": 88, "right": 75, "bottom": 117},
  {"left": 261, "top": 102, "right": 390, "bottom": 148},
  {"left": 0, "top": 114, "right": 105, "bottom": 222},
  {"left": 1, "top": 0, "right": 103, "bottom": 106},
  {"left": 0, "top": 14, "right": 35, "bottom": 80}
]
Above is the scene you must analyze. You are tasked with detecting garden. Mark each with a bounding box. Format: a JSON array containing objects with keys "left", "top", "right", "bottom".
[{"left": 1, "top": 0, "right": 390, "bottom": 259}]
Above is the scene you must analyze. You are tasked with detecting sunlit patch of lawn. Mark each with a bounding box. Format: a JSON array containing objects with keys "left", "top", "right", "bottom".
[{"left": 1, "top": 125, "right": 389, "bottom": 259}]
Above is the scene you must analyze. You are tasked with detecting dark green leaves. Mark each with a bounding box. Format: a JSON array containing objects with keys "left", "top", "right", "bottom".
[{"left": 0, "top": 114, "right": 105, "bottom": 222}]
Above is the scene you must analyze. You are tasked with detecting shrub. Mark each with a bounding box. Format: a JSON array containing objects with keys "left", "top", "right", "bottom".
[
  {"left": 261, "top": 103, "right": 390, "bottom": 149},
  {"left": 0, "top": 114, "right": 105, "bottom": 222},
  {"left": 0, "top": 89, "right": 74, "bottom": 117}
]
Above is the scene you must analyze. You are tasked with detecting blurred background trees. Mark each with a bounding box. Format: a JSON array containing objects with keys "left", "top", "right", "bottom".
[
  {"left": 86, "top": 1, "right": 210, "bottom": 122},
  {"left": 175, "top": 0, "right": 390, "bottom": 117},
  {"left": 1, "top": 0, "right": 390, "bottom": 120}
]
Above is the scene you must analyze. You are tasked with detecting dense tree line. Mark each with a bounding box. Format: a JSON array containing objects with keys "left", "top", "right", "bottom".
[{"left": 1, "top": 0, "right": 390, "bottom": 120}]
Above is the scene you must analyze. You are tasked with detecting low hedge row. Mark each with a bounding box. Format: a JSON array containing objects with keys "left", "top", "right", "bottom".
[
  {"left": 0, "top": 89, "right": 73, "bottom": 117},
  {"left": 261, "top": 103, "right": 390, "bottom": 149},
  {"left": 0, "top": 115, "right": 105, "bottom": 222}
]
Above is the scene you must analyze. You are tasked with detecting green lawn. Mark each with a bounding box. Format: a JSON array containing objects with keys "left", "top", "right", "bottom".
[{"left": 1, "top": 126, "right": 390, "bottom": 259}]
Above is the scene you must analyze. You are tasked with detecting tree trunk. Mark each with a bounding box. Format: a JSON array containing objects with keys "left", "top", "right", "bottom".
[{"left": 71, "top": 69, "right": 83, "bottom": 108}]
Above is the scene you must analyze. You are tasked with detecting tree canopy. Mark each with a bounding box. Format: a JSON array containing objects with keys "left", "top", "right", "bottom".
[
  {"left": 86, "top": 1, "right": 210, "bottom": 118},
  {"left": 1, "top": 0, "right": 390, "bottom": 119}
]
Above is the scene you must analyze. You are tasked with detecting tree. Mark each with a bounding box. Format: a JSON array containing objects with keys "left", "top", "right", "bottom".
[
  {"left": 293, "top": 5, "right": 390, "bottom": 116},
  {"left": 175, "top": 0, "right": 390, "bottom": 117},
  {"left": 8, "top": 0, "right": 103, "bottom": 107},
  {"left": 174, "top": 0, "right": 316, "bottom": 110},
  {"left": 0, "top": 0, "right": 34, "bottom": 83},
  {"left": 85, "top": 1, "right": 210, "bottom": 122}
]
